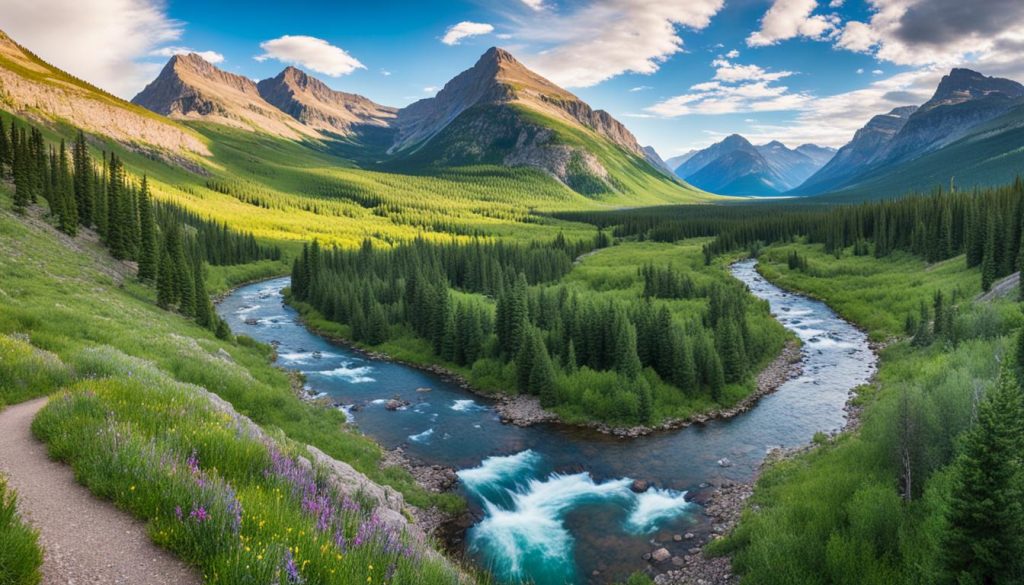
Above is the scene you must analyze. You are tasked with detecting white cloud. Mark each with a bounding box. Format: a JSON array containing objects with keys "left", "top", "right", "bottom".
[
  {"left": 647, "top": 58, "right": 808, "bottom": 117},
  {"left": 711, "top": 58, "right": 793, "bottom": 82},
  {"left": 630, "top": 85, "right": 653, "bottom": 92},
  {"left": 725, "top": 49, "right": 740, "bottom": 58},
  {"left": 520, "top": 0, "right": 545, "bottom": 10},
  {"left": 747, "top": 0, "right": 837, "bottom": 47},
  {"left": 513, "top": 0, "right": 725, "bottom": 88},
  {"left": 856, "top": 68, "right": 864, "bottom": 74},
  {"left": 424, "top": 86, "right": 440, "bottom": 94},
  {"left": 872, "top": 69, "right": 884, "bottom": 75},
  {"left": 829, "top": 0, "right": 845, "bottom": 6},
  {"left": 255, "top": 35, "right": 365, "bottom": 77},
  {"left": 441, "top": 21, "right": 495, "bottom": 46},
  {"left": 150, "top": 46, "right": 224, "bottom": 64},
  {"left": 380, "top": 69, "right": 392, "bottom": 76},
  {"left": 0, "top": 0, "right": 183, "bottom": 98}
]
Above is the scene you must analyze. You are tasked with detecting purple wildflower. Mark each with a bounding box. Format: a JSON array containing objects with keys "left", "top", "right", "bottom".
[
  {"left": 283, "top": 549, "right": 303, "bottom": 584},
  {"left": 174, "top": 506, "right": 183, "bottom": 521},
  {"left": 189, "top": 505, "right": 209, "bottom": 523}
]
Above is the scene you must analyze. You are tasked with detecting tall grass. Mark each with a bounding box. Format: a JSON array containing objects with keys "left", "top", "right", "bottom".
[{"left": 0, "top": 476, "right": 42, "bottom": 585}]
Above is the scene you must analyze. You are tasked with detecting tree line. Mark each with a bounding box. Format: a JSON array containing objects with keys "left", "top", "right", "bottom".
[
  {"left": 558, "top": 180, "right": 1024, "bottom": 293},
  {"left": 0, "top": 117, "right": 280, "bottom": 337}
]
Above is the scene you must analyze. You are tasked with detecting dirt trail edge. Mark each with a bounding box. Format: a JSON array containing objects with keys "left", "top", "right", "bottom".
[{"left": 0, "top": 398, "right": 201, "bottom": 585}]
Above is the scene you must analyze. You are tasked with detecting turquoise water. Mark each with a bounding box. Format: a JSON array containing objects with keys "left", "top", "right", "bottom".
[{"left": 216, "top": 260, "right": 876, "bottom": 584}]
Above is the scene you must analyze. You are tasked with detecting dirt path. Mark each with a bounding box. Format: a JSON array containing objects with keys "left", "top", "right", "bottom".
[
  {"left": 977, "top": 271, "right": 1019, "bottom": 302},
  {"left": 0, "top": 398, "right": 200, "bottom": 585}
]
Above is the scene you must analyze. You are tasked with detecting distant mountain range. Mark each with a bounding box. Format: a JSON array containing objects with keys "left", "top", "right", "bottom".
[
  {"left": 794, "top": 68, "right": 1024, "bottom": 198},
  {"left": 3, "top": 22, "right": 1022, "bottom": 202},
  {"left": 666, "top": 135, "right": 836, "bottom": 196},
  {"left": 130, "top": 46, "right": 686, "bottom": 197}
]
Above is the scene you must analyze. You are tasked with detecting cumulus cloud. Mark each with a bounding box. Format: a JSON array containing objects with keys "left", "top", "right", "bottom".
[
  {"left": 725, "top": 49, "right": 740, "bottom": 58},
  {"left": 646, "top": 58, "right": 806, "bottom": 117},
  {"left": 0, "top": 0, "right": 183, "bottom": 98},
  {"left": 747, "top": 0, "right": 837, "bottom": 47},
  {"left": 255, "top": 35, "right": 365, "bottom": 77},
  {"left": 520, "top": 0, "right": 545, "bottom": 10},
  {"left": 150, "top": 46, "right": 224, "bottom": 64},
  {"left": 831, "top": 0, "right": 1024, "bottom": 72},
  {"left": 441, "top": 22, "right": 495, "bottom": 46},
  {"left": 514, "top": 0, "right": 725, "bottom": 88}
]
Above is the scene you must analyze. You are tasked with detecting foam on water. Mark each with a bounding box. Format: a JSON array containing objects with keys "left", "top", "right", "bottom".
[
  {"left": 279, "top": 351, "right": 339, "bottom": 364},
  {"left": 409, "top": 428, "right": 434, "bottom": 443},
  {"left": 462, "top": 451, "right": 692, "bottom": 583},
  {"left": 310, "top": 363, "right": 375, "bottom": 383},
  {"left": 624, "top": 487, "right": 693, "bottom": 533},
  {"left": 451, "top": 399, "right": 488, "bottom": 412},
  {"left": 458, "top": 450, "right": 542, "bottom": 492}
]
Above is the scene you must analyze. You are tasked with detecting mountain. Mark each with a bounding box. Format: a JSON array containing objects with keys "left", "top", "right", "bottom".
[
  {"left": 256, "top": 67, "right": 396, "bottom": 136},
  {"left": 132, "top": 53, "right": 317, "bottom": 140},
  {"left": 0, "top": 30, "right": 207, "bottom": 158},
  {"left": 664, "top": 151, "right": 697, "bottom": 171},
  {"left": 798, "top": 68, "right": 1024, "bottom": 197},
  {"left": 642, "top": 146, "right": 675, "bottom": 175},
  {"left": 388, "top": 47, "right": 679, "bottom": 196},
  {"left": 756, "top": 141, "right": 835, "bottom": 191},
  {"left": 671, "top": 134, "right": 832, "bottom": 196},
  {"left": 793, "top": 106, "right": 917, "bottom": 195}
]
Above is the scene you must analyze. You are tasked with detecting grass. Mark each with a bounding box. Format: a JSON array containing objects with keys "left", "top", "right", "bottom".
[
  {"left": 756, "top": 243, "right": 982, "bottom": 341},
  {"left": 31, "top": 350, "right": 466, "bottom": 584},
  {"left": 0, "top": 476, "right": 42, "bottom": 585},
  {"left": 0, "top": 333, "right": 73, "bottom": 409}
]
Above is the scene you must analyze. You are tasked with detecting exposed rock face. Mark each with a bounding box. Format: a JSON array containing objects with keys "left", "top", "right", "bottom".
[
  {"left": 132, "top": 53, "right": 318, "bottom": 140},
  {"left": 795, "top": 106, "right": 917, "bottom": 194},
  {"left": 0, "top": 30, "right": 208, "bottom": 158},
  {"left": 256, "top": 66, "right": 396, "bottom": 135}
]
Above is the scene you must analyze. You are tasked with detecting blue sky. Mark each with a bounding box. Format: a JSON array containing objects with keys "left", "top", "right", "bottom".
[{"left": 4, "top": 0, "right": 1023, "bottom": 156}]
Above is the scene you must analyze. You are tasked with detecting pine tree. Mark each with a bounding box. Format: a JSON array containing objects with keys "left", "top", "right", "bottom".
[
  {"left": 942, "top": 366, "right": 1024, "bottom": 584},
  {"left": 515, "top": 326, "right": 538, "bottom": 393},
  {"left": 193, "top": 262, "right": 213, "bottom": 329},
  {"left": 0, "top": 117, "right": 8, "bottom": 177},
  {"left": 530, "top": 334, "right": 558, "bottom": 407},
  {"left": 72, "top": 131, "right": 93, "bottom": 227},
  {"left": 982, "top": 213, "right": 998, "bottom": 292},
  {"left": 137, "top": 177, "right": 157, "bottom": 281},
  {"left": 612, "top": 311, "right": 641, "bottom": 379},
  {"left": 156, "top": 248, "right": 174, "bottom": 309},
  {"left": 56, "top": 141, "right": 77, "bottom": 235}
]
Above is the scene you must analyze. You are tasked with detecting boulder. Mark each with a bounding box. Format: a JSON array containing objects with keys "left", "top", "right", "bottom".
[{"left": 651, "top": 548, "right": 672, "bottom": 563}]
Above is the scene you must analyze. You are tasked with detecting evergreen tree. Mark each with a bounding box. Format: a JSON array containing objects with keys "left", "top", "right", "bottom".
[
  {"left": 56, "top": 141, "right": 77, "bottom": 235},
  {"left": 530, "top": 334, "right": 558, "bottom": 408},
  {"left": 156, "top": 248, "right": 174, "bottom": 309},
  {"left": 982, "top": 214, "right": 998, "bottom": 292},
  {"left": 942, "top": 366, "right": 1024, "bottom": 584},
  {"left": 193, "top": 262, "right": 213, "bottom": 329},
  {"left": 0, "top": 117, "right": 8, "bottom": 177},
  {"left": 137, "top": 177, "right": 157, "bottom": 281},
  {"left": 72, "top": 131, "right": 93, "bottom": 227}
]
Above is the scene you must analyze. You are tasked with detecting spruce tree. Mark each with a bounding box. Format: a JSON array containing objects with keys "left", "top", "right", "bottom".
[
  {"left": 72, "top": 131, "right": 93, "bottom": 227},
  {"left": 193, "top": 262, "right": 213, "bottom": 329},
  {"left": 981, "top": 214, "right": 998, "bottom": 292},
  {"left": 530, "top": 334, "right": 558, "bottom": 407},
  {"left": 0, "top": 117, "right": 8, "bottom": 177},
  {"left": 156, "top": 248, "right": 174, "bottom": 309},
  {"left": 942, "top": 366, "right": 1024, "bottom": 584},
  {"left": 137, "top": 177, "right": 157, "bottom": 281}
]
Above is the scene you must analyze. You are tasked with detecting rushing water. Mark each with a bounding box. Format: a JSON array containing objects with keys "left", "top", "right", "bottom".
[{"left": 216, "top": 260, "right": 876, "bottom": 584}]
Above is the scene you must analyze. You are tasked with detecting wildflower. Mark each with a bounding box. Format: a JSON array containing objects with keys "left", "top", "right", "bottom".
[
  {"left": 190, "top": 505, "right": 209, "bottom": 523},
  {"left": 174, "top": 506, "right": 183, "bottom": 521},
  {"left": 283, "top": 549, "right": 303, "bottom": 584}
]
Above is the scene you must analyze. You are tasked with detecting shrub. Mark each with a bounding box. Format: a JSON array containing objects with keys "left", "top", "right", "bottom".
[{"left": 0, "top": 476, "right": 42, "bottom": 585}]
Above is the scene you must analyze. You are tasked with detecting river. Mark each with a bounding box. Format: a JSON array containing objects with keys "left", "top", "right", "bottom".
[{"left": 216, "top": 259, "right": 876, "bottom": 584}]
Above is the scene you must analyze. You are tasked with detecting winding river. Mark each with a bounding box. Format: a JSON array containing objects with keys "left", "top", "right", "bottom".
[{"left": 216, "top": 259, "right": 876, "bottom": 585}]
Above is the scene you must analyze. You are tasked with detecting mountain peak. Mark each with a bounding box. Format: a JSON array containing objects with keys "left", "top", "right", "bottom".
[
  {"left": 924, "top": 68, "right": 1024, "bottom": 111},
  {"left": 256, "top": 67, "right": 396, "bottom": 135}
]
